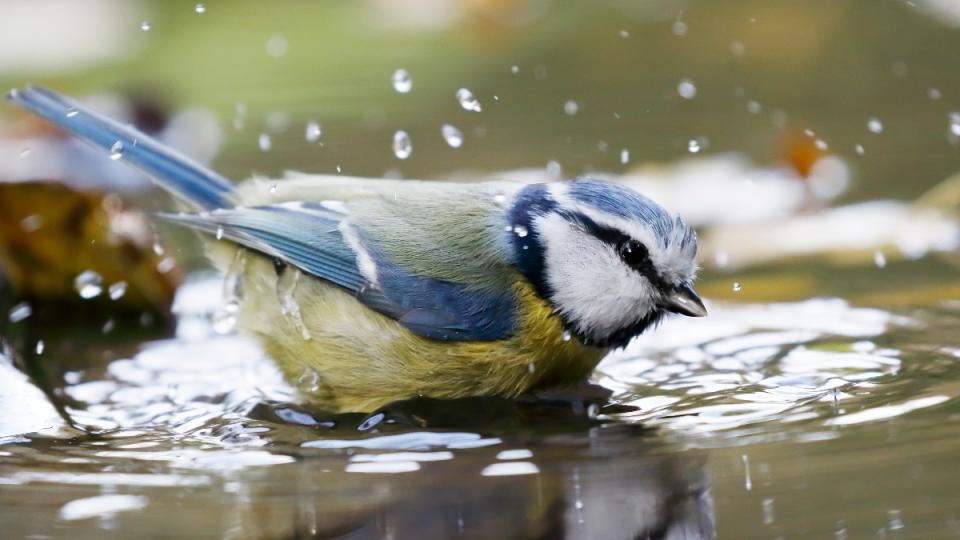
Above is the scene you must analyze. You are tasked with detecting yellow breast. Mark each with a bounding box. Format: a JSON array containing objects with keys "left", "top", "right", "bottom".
[{"left": 224, "top": 248, "right": 608, "bottom": 412}]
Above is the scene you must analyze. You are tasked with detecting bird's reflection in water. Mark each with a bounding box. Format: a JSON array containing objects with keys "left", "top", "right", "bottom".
[{"left": 236, "top": 397, "right": 715, "bottom": 540}]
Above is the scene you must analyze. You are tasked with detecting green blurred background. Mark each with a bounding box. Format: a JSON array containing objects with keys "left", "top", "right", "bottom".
[{"left": 3, "top": 0, "right": 958, "bottom": 200}]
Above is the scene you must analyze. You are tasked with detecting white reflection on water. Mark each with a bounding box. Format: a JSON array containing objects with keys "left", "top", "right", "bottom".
[
  {"left": 59, "top": 494, "right": 148, "bottom": 521},
  {"left": 597, "top": 298, "right": 906, "bottom": 434}
]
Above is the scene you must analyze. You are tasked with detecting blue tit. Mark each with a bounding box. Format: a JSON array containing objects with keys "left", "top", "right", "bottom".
[{"left": 7, "top": 86, "right": 706, "bottom": 412}]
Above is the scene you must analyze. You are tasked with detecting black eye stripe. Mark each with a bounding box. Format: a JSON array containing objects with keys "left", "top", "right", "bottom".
[{"left": 562, "top": 212, "right": 670, "bottom": 290}]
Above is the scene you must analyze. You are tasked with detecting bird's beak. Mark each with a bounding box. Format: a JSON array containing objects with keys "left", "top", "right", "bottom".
[{"left": 662, "top": 284, "right": 707, "bottom": 317}]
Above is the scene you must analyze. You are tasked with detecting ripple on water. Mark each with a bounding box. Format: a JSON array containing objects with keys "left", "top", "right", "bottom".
[{"left": 596, "top": 298, "right": 907, "bottom": 436}]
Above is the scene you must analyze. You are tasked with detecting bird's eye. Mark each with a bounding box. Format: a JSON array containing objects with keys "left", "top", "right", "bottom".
[{"left": 618, "top": 240, "right": 650, "bottom": 269}]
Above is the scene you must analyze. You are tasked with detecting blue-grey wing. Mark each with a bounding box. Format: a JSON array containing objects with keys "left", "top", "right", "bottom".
[{"left": 158, "top": 203, "right": 516, "bottom": 341}]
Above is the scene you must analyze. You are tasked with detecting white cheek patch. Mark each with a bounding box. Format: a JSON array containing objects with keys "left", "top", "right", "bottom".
[
  {"left": 548, "top": 183, "right": 698, "bottom": 285},
  {"left": 535, "top": 213, "right": 656, "bottom": 338}
]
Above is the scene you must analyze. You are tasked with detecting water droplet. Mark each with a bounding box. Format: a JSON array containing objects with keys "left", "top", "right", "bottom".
[
  {"left": 493, "top": 193, "right": 506, "bottom": 206},
  {"left": 35, "top": 340, "right": 44, "bottom": 355},
  {"left": 152, "top": 240, "right": 165, "bottom": 256},
  {"left": 814, "top": 139, "right": 828, "bottom": 150},
  {"left": 545, "top": 160, "right": 561, "bottom": 178},
  {"left": 391, "top": 69, "right": 412, "bottom": 93},
  {"left": 102, "top": 319, "right": 115, "bottom": 334},
  {"left": 108, "top": 281, "right": 128, "bottom": 301},
  {"left": 512, "top": 225, "right": 529, "bottom": 238},
  {"left": 392, "top": 130, "right": 412, "bottom": 159},
  {"left": 677, "top": 79, "right": 697, "bottom": 99},
  {"left": 19, "top": 147, "right": 30, "bottom": 157},
  {"left": 269, "top": 183, "right": 278, "bottom": 193},
  {"left": 213, "top": 250, "right": 246, "bottom": 334},
  {"left": 867, "top": 117, "right": 884, "bottom": 133},
  {"left": 74, "top": 271, "right": 103, "bottom": 299},
  {"left": 278, "top": 267, "right": 311, "bottom": 340},
  {"left": 619, "top": 29, "right": 630, "bottom": 38},
  {"left": 305, "top": 121, "right": 322, "bottom": 143},
  {"left": 258, "top": 133, "right": 272, "bottom": 152},
  {"left": 510, "top": 65, "right": 520, "bottom": 74},
  {"left": 297, "top": 368, "right": 321, "bottom": 392},
  {"left": 215, "top": 226, "right": 224, "bottom": 240},
  {"left": 140, "top": 21, "right": 151, "bottom": 31},
  {"left": 527, "top": 363, "right": 536, "bottom": 373},
  {"left": 562, "top": 330, "right": 572, "bottom": 342},
  {"left": 874, "top": 251, "right": 887, "bottom": 268},
  {"left": 742, "top": 454, "right": 752, "bottom": 490},
  {"left": 672, "top": 21, "right": 688, "bottom": 36},
  {"left": 687, "top": 139, "right": 701, "bottom": 153},
  {"left": 949, "top": 112, "right": 960, "bottom": 136},
  {"left": 66, "top": 108, "right": 79, "bottom": 118},
  {"left": 854, "top": 144, "right": 865, "bottom": 155},
  {"left": 442, "top": 124, "right": 463, "bottom": 148},
  {"left": 929, "top": 87, "right": 942, "bottom": 100},
  {"left": 746, "top": 100, "right": 762, "bottom": 114},
  {"left": 109, "top": 141, "right": 124, "bottom": 160},
  {"left": 157, "top": 257, "right": 176, "bottom": 274},
  {"left": 195, "top": 3, "right": 206, "bottom": 14},
  {"left": 887, "top": 509, "right": 904, "bottom": 531},
  {"left": 762, "top": 498, "right": 775, "bottom": 525},
  {"left": 266, "top": 34, "right": 289, "bottom": 58},
  {"left": 456, "top": 88, "right": 482, "bottom": 112},
  {"left": 732, "top": 281, "right": 742, "bottom": 292},
  {"left": 620, "top": 148, "right": 630, "bottom": 165},
  {"left": 730, "top": 41, "right": 746, "bottom": 56},
  {"left": 563, "top": 100, "right": 579, "bottom": 115},
  {"left": 8, "top": 301, "right": 32, "bottom": 323}
]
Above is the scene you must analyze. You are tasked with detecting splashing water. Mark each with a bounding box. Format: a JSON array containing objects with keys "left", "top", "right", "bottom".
[
  {"left": 74, "top": 271, "right": 103, "bottom": 299},
  {"left": 441, "top": 124, "right": 463, "bottom": 148},
  {"left": 213, "top": 250, "right": 246, "bottom": 335},
  {"left": 677, "top": 79, "right": 697, "bottom": 99},
  {"left": 277, "top": 268, "right": 311, "bottom": 340},
  {"left": 305, "top": 121, "right": 322, "bottom": 143},
  {"left": 195, "top": 4, "right": 206, "bottom": 14},
  {"left": 392, "top": 69, "right": 412, "bottom": 93},
  {"left": 392, "top": 130, "right": 412, "bottom": 159},
  {"left": 108, "top": 282, "right": 128, "bottom": 301},
  {"left": 109, "top": 141, "right": 124, "bottom": 160},
  {"left": 456, "top": 88, "right": 482, "bottom": 112}
]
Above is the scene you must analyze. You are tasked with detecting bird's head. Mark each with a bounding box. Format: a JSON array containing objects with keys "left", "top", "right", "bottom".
[{"left": 507, "top": 179, "right": 705, "bottom": 348}]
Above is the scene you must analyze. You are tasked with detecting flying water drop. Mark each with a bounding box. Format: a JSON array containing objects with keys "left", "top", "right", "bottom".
[
  {"left": 564, "top": 100, "right": 579, "bottom": 115},
  {"left": 512, "top": 225, "right": 529, "bottom": 237},
  {"left": 74, "top": 271, "right": 103, "bottom": 299},
  {"left": 874, "top": 251, "right": 887, "bottom": 268},
  {"left": 442, "top": 124, "right": 463, "bottom": 148},
  {"left": 510, "top": 65, "right": 520, "bottom": 74},
  {"left": 108, "top": 281, "right": 128, "bottom": 301},
  {"left": 546, "top": 160, "right": 561, "bottom": 178},
  {"left": 677, "top": 79, "right": 697, "bottom": 99},
  {"left": 109, "top": 141, "right": 124, "bottom": 160},
  {"left": 195, "top": 4, "right": 206, "bottom": 14},
  {"left": 687, "top": 139, "right": 701, "bottom": 153},
  {"left": 66, "top": 108, "right": 79, "bottom": 118},
  {"left": 732, "top": 281, "right": 742, "bottom": 292},
  {"left": 456, "top": 88, "right": 482, "bottom": 112},
  {"left": 392, "top": 130, "right": 412, "bottom": 159},
  {"left": 277, "top": 267, "right": 311, "bottom": 340},
  {"left": 35, "top": 340, "right": 44, "bottom": 355},
  {"left": 258, "top": 133, "right": 271, "bottom": 152},
  {"left": 8, "top": 302, "right": 32, "bottom": 323},
  {"left": 216, "top": 225, "right": 224, "bottom": 240},
  {"left": 620, "top": 148, "right": 629, "bottom": 165},
  {"left": 867, "top": 117, "right": 884, "bottom": 134},
  {"left": 305, "top": 121, "right": 322, "bottom": 143},
  {"left": 392, "top": 69, "right": 412, "bottom": 93},
  {"left": 214, "top": 250, "right": 245, "bottom": 334},
  {"left": 140, "top": 21, "right": 151, "bottom": 31},
  {"left": 562, "top": 331, "right": 572, "bottom": 342},
  {"left": 298, "top": 369, "right": 321, "bottom": 392}
]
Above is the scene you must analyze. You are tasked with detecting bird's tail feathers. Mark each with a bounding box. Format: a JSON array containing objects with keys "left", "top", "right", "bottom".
[{"left": 5, "top": 85, "right": 235, "bottom": 210}]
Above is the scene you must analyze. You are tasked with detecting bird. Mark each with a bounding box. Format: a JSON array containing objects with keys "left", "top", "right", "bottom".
[{"left": 7, "top": 85, "right": 706, "bottom": 412}]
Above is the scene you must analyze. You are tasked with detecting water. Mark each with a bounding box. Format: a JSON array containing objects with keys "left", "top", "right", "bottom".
[
  {"left": 392, "top": 69, "right": 413, "bottom": 94},
  {"left": 392, "top": 130, "right": 412, "bottom": 159},
  {"left": 442, "top": 124, "right": 463, "bottom": 148},
  {"left": 4, "top": 1, "right": 960, "bottom": 537}
]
